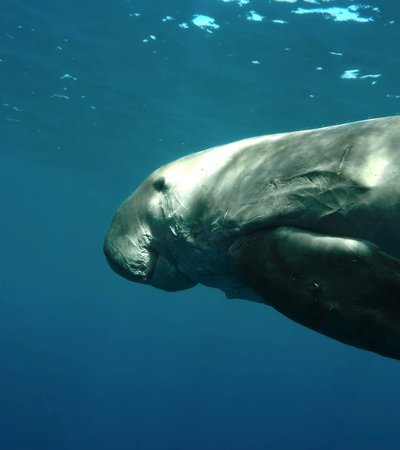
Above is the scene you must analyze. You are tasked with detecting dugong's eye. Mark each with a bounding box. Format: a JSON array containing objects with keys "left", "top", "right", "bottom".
[{"left": 153, "top": 177, "right": 168, "bottom": 192}]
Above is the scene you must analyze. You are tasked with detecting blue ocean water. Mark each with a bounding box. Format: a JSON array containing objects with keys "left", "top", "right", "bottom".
[{"left": 1, "top": 0, "right": 400, "bottom": 448}]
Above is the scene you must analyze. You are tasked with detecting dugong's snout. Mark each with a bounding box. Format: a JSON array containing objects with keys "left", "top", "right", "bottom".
[
  {"left": 103, "top": 225, "right": 197, "bottom": 292},
  {"left": 103, "top": 237, "right": 197, "bottom": 291},
  {"left": 103, "top": 234, "right": 157, "bottom": 285}
]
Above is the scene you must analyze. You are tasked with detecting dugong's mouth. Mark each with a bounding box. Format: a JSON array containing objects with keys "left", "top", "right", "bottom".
[
  {"left": 103, "top": 239, "right": 156, "bottom": 283},
  {"left": 103, "top": 239, "right": 197, "bottom": 292}
]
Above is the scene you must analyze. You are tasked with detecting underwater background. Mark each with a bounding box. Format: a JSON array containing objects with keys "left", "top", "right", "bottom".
[{"left": 1, "top": 0, "right": 400, "bottom": 448}]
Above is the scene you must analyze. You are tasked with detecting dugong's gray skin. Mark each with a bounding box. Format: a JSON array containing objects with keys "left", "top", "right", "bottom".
[{"left": 104, "top": 116, "right": 400, "bottom": 359}]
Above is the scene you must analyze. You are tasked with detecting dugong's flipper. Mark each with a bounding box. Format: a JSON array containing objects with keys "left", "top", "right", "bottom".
[{"left": 229, "top": 227, "right": 400, "bottom": 359}]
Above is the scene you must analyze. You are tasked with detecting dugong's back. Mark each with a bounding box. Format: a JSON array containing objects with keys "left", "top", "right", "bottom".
[{"left": 172, "top": 115, "right": 400, "bottom": 260}]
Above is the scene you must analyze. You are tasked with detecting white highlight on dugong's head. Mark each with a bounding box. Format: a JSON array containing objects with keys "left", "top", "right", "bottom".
[{"left": 103, "top": 170, "right": 197, "bottom": 292}]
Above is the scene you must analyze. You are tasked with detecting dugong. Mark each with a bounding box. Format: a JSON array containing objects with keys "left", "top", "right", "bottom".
[{"left": 104, "top": 116, "right": 400, "bottom": 359}]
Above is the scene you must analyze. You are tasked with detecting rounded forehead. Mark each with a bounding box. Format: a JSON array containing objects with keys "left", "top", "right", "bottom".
[
  {"left": 148, "top": 149, "right": 226, "bottom": 191},
  {"left": 150, "top": 134, "right": 269, "bottom": 183}
]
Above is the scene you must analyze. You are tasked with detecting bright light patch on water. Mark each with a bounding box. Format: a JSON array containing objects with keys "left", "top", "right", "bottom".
[
  {"left": 341, "top": 69, "right": 382, "bottom": 80},
  {"left": 222, "top": 0, "right": 250, "bottom": 5},
  {"left": 246, "top": 11, "right": 264, "bottom": 22},
  {"left": 360, "top": 74, "right": 381, "bottom": 79},
  {"left": 142, "top": 35, "right": 156, "bottom": 43},
  {"left": 3, "top": 103, "right": 23, "bottom": 112},
  {"left": 272, "top": 19, "right": 289, "bottom": 24},
  {"left": 341, "top": 69, "right": 360, "bottom": 79},
  {"left": 292, "top": 5, "right": 376, "bottom": 23},
  {"left": 60, "top": 73, "right": 77, "bottom": 81},
  {"left": 51, "top": 93, "right": 71, "bottom": 100},
  {"left": 192, "top": 15, "right": 220, "bottom": 30}
]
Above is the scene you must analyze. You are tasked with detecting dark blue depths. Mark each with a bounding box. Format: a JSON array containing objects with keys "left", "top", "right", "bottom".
[{"left": 1, "top": 0, "right": 400, "bottom": 449}]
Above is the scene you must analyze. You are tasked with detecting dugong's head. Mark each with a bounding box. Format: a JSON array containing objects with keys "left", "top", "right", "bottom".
[{"left": 103, "top": 168, "right": 198, "bottom": 292}]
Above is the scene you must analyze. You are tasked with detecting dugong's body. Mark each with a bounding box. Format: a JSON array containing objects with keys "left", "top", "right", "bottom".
[{"left": 104, "top": 116, "right": 400, "bottom": 359}]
